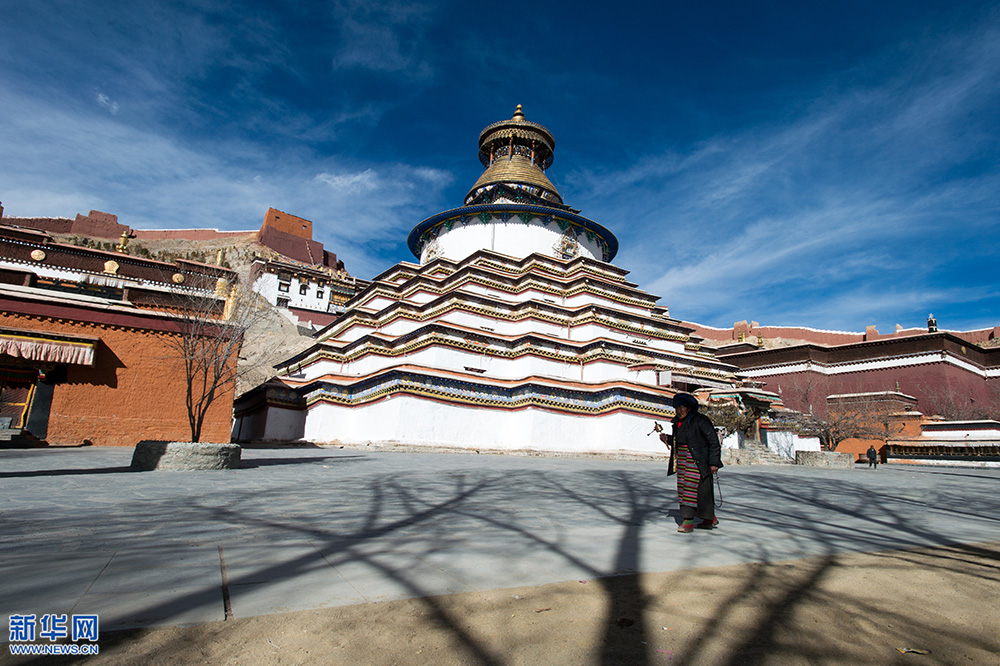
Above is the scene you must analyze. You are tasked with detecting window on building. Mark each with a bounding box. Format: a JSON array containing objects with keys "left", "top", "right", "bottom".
[
  {"left": 299, "top": 284, "right": 308, "bottom": 295},
  {"left": 278, "top": 282, "right": 290, "bottom": 293},
  {"left": 276, "top": 297, "right": 289, "bottom": 308},
  {"left": 316, "top": 291, "right": 324, "bottom": 299}
]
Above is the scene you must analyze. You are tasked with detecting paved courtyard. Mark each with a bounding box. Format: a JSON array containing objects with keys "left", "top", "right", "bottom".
[{"left": 2, "top": 446, "right": 999, "bottom": 632}]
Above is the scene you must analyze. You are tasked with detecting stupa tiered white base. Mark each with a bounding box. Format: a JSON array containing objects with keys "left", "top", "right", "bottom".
[{"left": 235, "top": 251, "right": 739, "bottom": 454}]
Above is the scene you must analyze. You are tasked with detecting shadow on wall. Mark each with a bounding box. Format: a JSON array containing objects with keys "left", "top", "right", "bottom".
[{"left": 64, "top": 340, "right": 124, "bottom": 388}]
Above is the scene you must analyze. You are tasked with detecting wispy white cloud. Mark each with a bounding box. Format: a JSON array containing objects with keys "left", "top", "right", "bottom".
[
  {"left": 0, "top": 83, "right": 452, "bottom": 278},
  {"left": 315, "top": 169, "right": 380, "bottom": 194},
  {"left": 329, "top": 0, "right": 437, "bottom": 79},
  {"left": 564, "top": 16, "right": 1000, "bottom": 330},
  {"left": 95, "top": 93, "right": 119, "bottom": 115}
]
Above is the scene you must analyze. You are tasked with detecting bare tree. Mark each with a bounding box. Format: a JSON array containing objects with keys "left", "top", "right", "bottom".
[
  {"left": 705, "top": 402, "right": 758, "bottom": 440},
  {"left": 990, "top": 381, "right": 1000, "bottom": 421},
  {"left": 792, "top": 393, "right": 903, "bottom": 451},
  {"left": 918, "top": 381, "right": 999, "bottom": 421},
  {"left": 775, "top": 372, "right": 828, "bottom": 417},
  {"left": 166, "top": 284, "right": 272, "bottom": 442}
]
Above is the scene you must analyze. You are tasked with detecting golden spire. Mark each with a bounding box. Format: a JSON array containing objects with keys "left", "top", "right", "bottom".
[{"left": 467, "top": 104, "right": 562, "bottom": 204}]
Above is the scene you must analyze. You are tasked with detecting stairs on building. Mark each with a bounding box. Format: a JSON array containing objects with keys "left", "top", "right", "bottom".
[{"left": 0, "top": 428, "right": 48, "bottom": 448}]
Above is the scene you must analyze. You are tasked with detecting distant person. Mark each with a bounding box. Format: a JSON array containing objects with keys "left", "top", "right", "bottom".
[
  {"left": 867, "top": 445, "right": 878, "bottom": 469},
  {"left": 659, "top": 393, "right": 723, "bottom": 532}
]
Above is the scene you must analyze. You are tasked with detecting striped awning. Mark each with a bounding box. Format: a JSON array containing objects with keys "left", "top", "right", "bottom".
[{"left": 0, "top": 331, "right": 97, "bottom": 366}]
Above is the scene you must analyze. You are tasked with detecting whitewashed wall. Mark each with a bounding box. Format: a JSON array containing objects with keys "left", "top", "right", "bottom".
[
  {"left": 301, "top": 396, "right": 672, "bottom": 455},
  {"left": 424, "top": 217, "right": 606, "bottom": 264},
  {"left": 721, "top": 430, "right": 820, "bottom": 456},
  {"left": 303, "top": 348, "right": 665, "bottom": 386},
  {"left": 921, "top": 424, "right": 1000, "bottom": 438},
  {"left": 252, "top": 271, "right": 338, "bottom": 313}
]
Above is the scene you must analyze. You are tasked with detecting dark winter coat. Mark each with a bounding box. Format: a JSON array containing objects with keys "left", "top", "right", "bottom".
[
  {"left": 668, "top": 411, "right": 723, "bottom": 478},
  {"left": 867, "top": 447, "right": 878, "bottom": 462}
]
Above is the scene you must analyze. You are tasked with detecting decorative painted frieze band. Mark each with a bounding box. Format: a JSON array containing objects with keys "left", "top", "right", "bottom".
[
  {"left": 302, "top": 370, "right": 674, "bottom": 417},
  {"left": 278, "top": 324, "right": 738, "bottom": 379},
  {"left": 357, "top": 275, "right": 657, "bottom": 313},
  {"left": 319, "top": 296, "right": 692, "bottom": 344}
]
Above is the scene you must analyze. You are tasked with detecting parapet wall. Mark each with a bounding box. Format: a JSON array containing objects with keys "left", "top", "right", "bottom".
[
  {"left": 3, "top": 213, "right": 255, "bottom": 243},
  {"left": 691, "top": 321, "right": 864, "bottom": 346},
  {"left": 692, "top": 320, "right": 998, "bottom": 347},
  {"left": 951, "top": 327, "right": 1000, "bottom": 345},
  {"left": 2, "top": 212, "right": 130, "bottom": 239},
  {"left": 133, "top": 229, "right": 255, "bottom": 241},
  {"left": 3, "top": 217, "right": 75, "bottom": 235}
]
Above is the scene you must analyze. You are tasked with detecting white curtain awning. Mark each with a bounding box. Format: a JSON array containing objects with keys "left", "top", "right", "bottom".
[{"left": 0, "top": 332, "right": 97, "bottom": 366}]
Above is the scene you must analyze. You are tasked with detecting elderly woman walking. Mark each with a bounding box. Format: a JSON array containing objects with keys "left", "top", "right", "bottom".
[{"left": 660, "top": 392, "right": 723, "bottom": 533}]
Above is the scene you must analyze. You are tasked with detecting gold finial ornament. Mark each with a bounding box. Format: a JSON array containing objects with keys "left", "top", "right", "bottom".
[
  {"left": 223, "top": 285, "right": 239, "bottom": 320},
  {"left": 469, "top": 104, "right": 561, "bottom": 203},
  {"left": 116, "top": 230, "right": 132, "bottom": 254}
]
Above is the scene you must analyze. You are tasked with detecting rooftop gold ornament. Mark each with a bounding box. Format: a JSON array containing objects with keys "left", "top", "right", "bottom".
[
  {"left": 468, "top": 104, "right": 562, "bottom": 204},
  {"left": 116, "top": 230, "right": 134, "bottom": 254}
]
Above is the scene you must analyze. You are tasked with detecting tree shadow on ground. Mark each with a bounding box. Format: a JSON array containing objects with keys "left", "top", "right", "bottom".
[
  {"left": 7, "top": 460, "right": 1000, "bottom": 665},
  {"left": 239, "top": 455, "right": 363, "bottom": 468},
  {"left": 0, "top": 466, "right": 134, "bottom": 478},
  {"left": 663, "top": 541, "right": 1000, "bottom": 665}
]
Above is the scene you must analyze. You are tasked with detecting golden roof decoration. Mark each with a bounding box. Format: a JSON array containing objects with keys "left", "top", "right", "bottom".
[
  {"left": 468, "top": 104, "right": 563, "bottom": 204},
  {"left": 468, "top": 155, "right": 561, "bottom": 200}
]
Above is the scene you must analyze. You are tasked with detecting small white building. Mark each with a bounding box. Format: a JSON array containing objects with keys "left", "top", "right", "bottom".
[{"left": 249, "top": 257, "right": 366, "bottom": 331}]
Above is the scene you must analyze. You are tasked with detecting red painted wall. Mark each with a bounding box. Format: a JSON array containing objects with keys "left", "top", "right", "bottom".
[
  {"left": 262, "top": 208, "right": 312, "bottom": 240},
  {"left": 1, "top": 308, "right": 236, "bottom": 447},
  {"left": 764, "top": 365, "right": 995, "bottom": 420}
]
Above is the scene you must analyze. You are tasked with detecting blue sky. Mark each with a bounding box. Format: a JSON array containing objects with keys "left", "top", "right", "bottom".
[{"left": 2, "top": 1, "right": 998, "bottom": 332}]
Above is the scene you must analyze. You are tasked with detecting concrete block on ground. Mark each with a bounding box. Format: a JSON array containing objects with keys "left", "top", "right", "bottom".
[{"left": 130, "top": 441, "right": 242, "bottom": 471}]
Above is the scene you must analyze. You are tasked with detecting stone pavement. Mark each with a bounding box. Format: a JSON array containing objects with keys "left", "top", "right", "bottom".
[{"left": 2, "top": 446, "right": 999, "bottom": 632}]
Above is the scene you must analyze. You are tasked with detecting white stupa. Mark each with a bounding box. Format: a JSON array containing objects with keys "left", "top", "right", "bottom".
[{"left": 234, "top": 106, "right": 742, "bottom": 454}]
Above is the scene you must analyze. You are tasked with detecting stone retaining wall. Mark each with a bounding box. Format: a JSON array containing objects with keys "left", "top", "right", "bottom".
[{"left": 795, "top": 451, "right": 854, "bottom": 468}]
